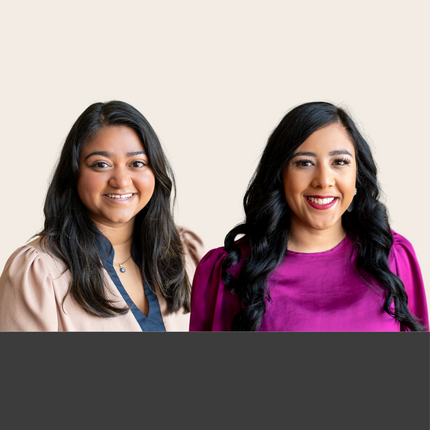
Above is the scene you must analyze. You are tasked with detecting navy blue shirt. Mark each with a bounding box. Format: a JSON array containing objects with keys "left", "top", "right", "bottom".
[{"left": 97, "top": 233, "right": 166, "bottom": 331}]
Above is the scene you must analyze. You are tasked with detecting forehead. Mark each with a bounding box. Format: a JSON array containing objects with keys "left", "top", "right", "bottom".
[
  {"left": 81, "top": 126, "right": 144, "bottom": 155},
  {"left": 295, "top": 123, "right": 355, "bottom": 156}
]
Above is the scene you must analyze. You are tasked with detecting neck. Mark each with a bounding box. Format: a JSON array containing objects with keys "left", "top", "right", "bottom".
[
  {"left": 93, "top": 220, "right": 134, "bottom": 261},
  {"left": 287, "top": 223, "right": 346, "bottom": 253}
]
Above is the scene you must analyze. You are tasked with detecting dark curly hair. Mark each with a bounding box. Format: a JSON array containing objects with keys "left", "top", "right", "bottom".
[
  {"left": 222, "top": 101, "right": 425, "bottom": 331},
  {"left": 39, "top": 100, "right": 189, "bottom": 317}
]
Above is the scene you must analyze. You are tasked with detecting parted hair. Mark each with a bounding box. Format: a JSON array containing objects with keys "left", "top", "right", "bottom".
[
  {"left": 40, "top": 100, "right": 190, "bottom": 316},
  {"left": 222, "top": 101, "right": 425, "bottom": 331}
]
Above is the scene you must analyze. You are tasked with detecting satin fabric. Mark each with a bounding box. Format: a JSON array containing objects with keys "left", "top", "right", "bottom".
[{"left": 189, "top": 231, "right": 428, "bottom": 331}]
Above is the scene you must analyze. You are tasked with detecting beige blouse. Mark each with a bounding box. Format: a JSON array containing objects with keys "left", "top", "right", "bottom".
[{"left": 0, "top": 226, "right": 205, "bottom": 332}]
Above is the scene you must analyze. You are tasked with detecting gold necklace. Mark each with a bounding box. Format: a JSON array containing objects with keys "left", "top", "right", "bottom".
[{"left": 113, "top": 255, "right": 132, "bottom": 273}]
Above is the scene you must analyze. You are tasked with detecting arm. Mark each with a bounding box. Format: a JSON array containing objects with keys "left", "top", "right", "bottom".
[{"left": 0, "top": 245, "right": 59, "bottom": 331}]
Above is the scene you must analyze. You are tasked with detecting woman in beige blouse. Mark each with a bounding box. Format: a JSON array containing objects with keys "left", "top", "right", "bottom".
[{"left": 0, "top": 101, "right": 204, "bottom": 331}]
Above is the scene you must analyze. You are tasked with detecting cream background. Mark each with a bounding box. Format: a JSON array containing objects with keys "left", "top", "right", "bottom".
[{"left": 1, "top": 1, "right": 429, "bottom": 300}]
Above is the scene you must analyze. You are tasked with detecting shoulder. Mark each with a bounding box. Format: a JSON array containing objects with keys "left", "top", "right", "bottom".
[
  {"left": 177, "top": 225, "right": 206, "bottom": 262},
  {"left": 389, "top": 229, "right": 424, "bottom": 285},
  {"left": 389, "top": 230, "right": 428, "bottom": 330},
  {"left": 389, "top": 230, "right": 419, "bottom": 273},
  {"left": 195, "top": 246, "right": 228, "bottom": 277},
  {"left": 2, "top": 237, "right": 66, "bottom": 278},
  {"left": 391, "top": 229, "right": 414, "bottom": 250},
  {"left": 0, "top": 237, "right": 67, "bottom": 331},
  {"left": 0, "top": 237, "right": 69, "bottom": 293},
  {"left": 176, "top": 226, "right": 206, "bottom": 282},
  {"left": 190, "top": 239, "right": 248, "bottom": 331},
  {"left": 194, "top": 236, "right": 250, "bottom": 283},
  {"left": 188, "top": 247, "right": 228, "bottom": 308}
]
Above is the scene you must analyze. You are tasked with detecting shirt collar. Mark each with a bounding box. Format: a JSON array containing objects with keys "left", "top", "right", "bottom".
[{"left": 93, "top": 227, "right": 141, "bottom": 269}]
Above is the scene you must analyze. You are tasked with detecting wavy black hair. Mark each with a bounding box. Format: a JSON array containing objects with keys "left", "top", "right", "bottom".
[
  {"left": 222, "top": 101, "right": 425, "bottom": 331},
  {"left": 40, "top": 101, "right": 190, "bottom": 316}
]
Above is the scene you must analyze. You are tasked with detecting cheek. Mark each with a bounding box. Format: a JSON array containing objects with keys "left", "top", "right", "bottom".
[
  {"left": 137, "top": 171, "right": 156, "bottom": 195},
  {"left": 283, "top": 171, "right": 305, "bottom": 206},
  {"left": 342, "top": 170, "right": 357, "bottom": 195},
  {"left": 77, "top": 171, "right": 103, "bottom": 202}
]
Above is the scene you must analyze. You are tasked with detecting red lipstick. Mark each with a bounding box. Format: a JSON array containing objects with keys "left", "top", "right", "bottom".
[{"left": 305, "top": 196, "right": 338, "bottom": 210}]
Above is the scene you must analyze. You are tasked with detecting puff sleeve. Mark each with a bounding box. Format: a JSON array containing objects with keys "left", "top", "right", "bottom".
[
  {"left": 0, "top": 245, "right": 59, "bottom": 331},
  {"left": 390, "top": 231, "right": 429, "bottom": 331},
  {"left": 177, "top": 226, "right": 206, "bottom": 282},
  {"left": 189, "top": 247, "right": 242, "bottom": 331}
]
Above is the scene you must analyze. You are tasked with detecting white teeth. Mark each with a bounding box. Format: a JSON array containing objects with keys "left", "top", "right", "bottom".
[
  {"left": 307, "top": 197, "right": 335, "bottom": 205},
  {"left": 106, "top": 194, "right": 133, "bottom": 200}
]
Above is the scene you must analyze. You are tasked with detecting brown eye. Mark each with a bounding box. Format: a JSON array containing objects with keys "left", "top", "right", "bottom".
[
  {"left": 131, "top": 160, "right": 147, "bottom": 168},
  {"left": 294, "top": 159, "right": 313, "bottom": 167},
  {"left": 333, "top": 158, "right": 351, "bottom": 166},
  {"left": 91, "top": 162, "right": 109, "bottom": 169}
]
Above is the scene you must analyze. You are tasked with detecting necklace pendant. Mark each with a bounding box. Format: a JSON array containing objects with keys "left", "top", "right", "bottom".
[{"left": 114, "top": 255, "right": 131, "bottom": 273}]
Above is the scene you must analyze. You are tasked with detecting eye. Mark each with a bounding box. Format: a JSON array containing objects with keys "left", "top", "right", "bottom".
[
  {"left": 333, "top": 157, "right": 351, "bottom": 166},
  {"left": 91, "top": 161, "right": 110, "bottom": 169},
  {"left": 130, "top": 160, "right": 147, "bottom": 168},
  {"left": 294, "top": 159, "right": 314, "bottom": 167}
]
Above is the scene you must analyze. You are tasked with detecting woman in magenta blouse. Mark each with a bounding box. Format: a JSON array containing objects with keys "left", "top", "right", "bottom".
[{"left": 190, "top": 101, "right": 428, "bottom": 331}]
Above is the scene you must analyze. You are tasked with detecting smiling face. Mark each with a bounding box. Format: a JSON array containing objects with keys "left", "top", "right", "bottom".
[
  {"left": 282, "top": 122, "right": 357, "bottom": 241},
  {"left": 77, "top": 126, "right": 156, "bottom": 231}
]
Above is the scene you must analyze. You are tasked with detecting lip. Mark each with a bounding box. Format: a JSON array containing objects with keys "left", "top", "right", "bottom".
[{"left": 304, "top": 196, "right": 338, "bottom": 210}]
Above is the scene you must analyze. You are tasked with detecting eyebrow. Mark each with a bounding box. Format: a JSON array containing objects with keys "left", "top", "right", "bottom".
[
  {"left": 84, "top": 150, "right": 146, "bottom": 160},
  {"left": 291, "top": 149, "right": 354, "bottom": 158}
]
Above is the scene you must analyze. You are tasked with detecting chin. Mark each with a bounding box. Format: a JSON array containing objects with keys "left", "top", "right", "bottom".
[
  {"left": 307, "top": 218, "right": 339, "bottom": 232},
  {"left": 102, "top": 212, "right": 136, "bottom": 225},
  {"left": 111, "top": 217, "right": 135, "bottom": 224}
]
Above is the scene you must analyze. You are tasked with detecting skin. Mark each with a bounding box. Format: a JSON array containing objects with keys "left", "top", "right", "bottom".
[
  {"left": 78, "top": 126, "right": 156, "bottom": 315},
  {"left": 282, "top": 123, "right": 357, "bottom": 253}
]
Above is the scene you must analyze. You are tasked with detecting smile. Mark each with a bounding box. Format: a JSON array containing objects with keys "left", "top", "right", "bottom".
[
  {"left": 105, "top": 193, "right": 134, "bottom": 200},
  {"left": 306, "top": 196, "right": 335, "bottom": 205},
  {"left": 305, "top": 196, "right": 338, "bottom": 210}
]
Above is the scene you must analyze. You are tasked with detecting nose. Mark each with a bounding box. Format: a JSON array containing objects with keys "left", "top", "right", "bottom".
[
  {"left": 311, "top": 163, "right": 335, "bottom": 190},
  {"left": 108, "top": 166, "right": 132, "bottom": 189}
]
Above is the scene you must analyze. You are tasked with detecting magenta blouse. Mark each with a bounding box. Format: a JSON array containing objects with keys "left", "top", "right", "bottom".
[{"left": 189, "top": 231, "right": 428, "bottom": 331}]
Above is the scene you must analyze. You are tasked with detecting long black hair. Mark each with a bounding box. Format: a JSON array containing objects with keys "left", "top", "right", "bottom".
[
  {"left": 40, "top": 101, "right": 190, "bottom": 316},
  {"left": 222, "top": 101, "right": 425, "bottom": 331}
]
